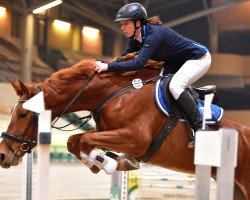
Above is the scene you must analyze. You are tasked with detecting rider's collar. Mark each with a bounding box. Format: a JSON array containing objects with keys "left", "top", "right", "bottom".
[
  {"left": 135, "top": 32, "right": 142, "bottom": 43},
  {"left": 134, "top": 24, "right": 148, "bottom": 43}
]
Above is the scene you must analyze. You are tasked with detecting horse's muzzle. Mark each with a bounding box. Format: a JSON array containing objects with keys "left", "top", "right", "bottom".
[
  {"left": 0, "top": 152, "right": 19, "bottom": 168},
  {"left": 0, "top": 152, "right": 9, "bottom": 168}
]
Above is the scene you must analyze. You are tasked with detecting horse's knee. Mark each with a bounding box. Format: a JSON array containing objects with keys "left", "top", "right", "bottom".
[
  {"left": 67, "top": 134, "right": 82, "bottom": 153},
  {"left": 67, "top": 141, "right": 76, "bottom": 153},
  {"left": 79, "top": 134, "right": 94, "bottom": 154}
]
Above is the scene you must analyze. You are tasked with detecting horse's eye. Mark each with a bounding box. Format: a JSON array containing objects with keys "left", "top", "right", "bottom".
[{"left": 19, "top": 113, "right": 28, "bottom": 119}]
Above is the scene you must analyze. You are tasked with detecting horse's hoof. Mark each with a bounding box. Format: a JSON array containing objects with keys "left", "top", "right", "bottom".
[
  {"left": 116, "top": 155, "right": 140, "bottom": 171},
  {"left": 90, "top": 165, "right": 100, "bottom": 174}
]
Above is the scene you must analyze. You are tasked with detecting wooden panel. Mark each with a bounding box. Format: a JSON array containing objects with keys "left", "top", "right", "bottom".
[
  {"left": 212, "top": 1, "right": 250, "bottom": 25},
  {"left": 0, "top": 6, "right": 11, "bottom": 37},
  {"left": 47, "top": 20, "right": 73, "bottom": 50},
  {"left": 208, "top": 53, "right": 245, "bottom": 76},
  {"left": 244, "top": 56, "right": 250, "bottom": 76},
  {"left": 82, "top": 31, "right": 103, "bottom": 56},
  {"left": 224, "top": 110, "right": 250, "bottom": 127}
]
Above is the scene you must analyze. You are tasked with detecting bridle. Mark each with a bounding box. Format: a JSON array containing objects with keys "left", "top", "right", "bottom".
[
  {"left": 1, "top": 100, "right": 38, "bottom": 161},
  {"left": 0, "top": 72, "right": 97, "bottom": 162}
]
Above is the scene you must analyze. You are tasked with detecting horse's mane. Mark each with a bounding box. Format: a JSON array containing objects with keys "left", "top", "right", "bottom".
[
  {"left": 42, "top": 59, "right": 96, "bottom": 95},
  {"left": 41, "top": 53, "right": 164, "bottom": 95}
]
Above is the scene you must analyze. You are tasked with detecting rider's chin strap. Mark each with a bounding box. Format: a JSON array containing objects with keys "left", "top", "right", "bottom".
[
  {"left": 129, "top": 21, "right": 142, "bottom": 39},
  {"left": 130, "top": 24, "right": 148, "bottom": 45}
]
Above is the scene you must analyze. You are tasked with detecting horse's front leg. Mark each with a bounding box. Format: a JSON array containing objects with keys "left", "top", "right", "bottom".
[
  {"left": 67, "top": 131, "right": 100, "bottom": 174},
  {"left": 79, "top": 128, "right": 142, "bottom": 172}
]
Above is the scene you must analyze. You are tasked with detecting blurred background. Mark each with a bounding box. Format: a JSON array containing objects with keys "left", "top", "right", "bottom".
[{"left": 0, "top": 0, "right": 249, "bottom": 199}]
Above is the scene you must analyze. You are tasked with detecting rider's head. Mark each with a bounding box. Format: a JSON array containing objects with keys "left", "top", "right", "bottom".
[{"left": 114, "top": 3, "right": 147, "bottom": 38}]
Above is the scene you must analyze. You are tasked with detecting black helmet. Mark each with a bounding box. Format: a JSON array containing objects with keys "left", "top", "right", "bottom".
[{"left": 114, "top": 3, "right": 147, "bottom": 23}]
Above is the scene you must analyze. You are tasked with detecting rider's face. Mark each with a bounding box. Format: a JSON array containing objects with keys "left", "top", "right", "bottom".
[{"left": 120, "top": 20, "right": 138, "bottom": 38}]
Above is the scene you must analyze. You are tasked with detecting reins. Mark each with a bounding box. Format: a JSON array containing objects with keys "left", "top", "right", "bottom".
[
  {"left": 51, "top": 114, "right": 92, "bottom": 131},
  {"left": 51, "top": 71, "right": 97, "bottom": 131},
  {"left": 52, "top": 71, "right": 163, "bottom": 132}
]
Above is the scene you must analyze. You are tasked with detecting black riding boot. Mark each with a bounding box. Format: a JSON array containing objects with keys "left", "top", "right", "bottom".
[{"left": 176, "top": 90, "right": 203, "bottom": 148}]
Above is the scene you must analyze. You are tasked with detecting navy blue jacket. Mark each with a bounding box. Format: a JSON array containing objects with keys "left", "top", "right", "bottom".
[{"left": 108, "top": 23, "right": 208, "bottom": 72}]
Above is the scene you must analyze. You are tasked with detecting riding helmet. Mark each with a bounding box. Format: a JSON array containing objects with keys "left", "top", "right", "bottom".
[{"left": 114, "top": 3, "right": 147, "bottom": 23}]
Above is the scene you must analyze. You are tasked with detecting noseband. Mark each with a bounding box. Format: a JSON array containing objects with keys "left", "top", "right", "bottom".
[{"left": 1, "top": 100, "right": 38, "bottom": 160}]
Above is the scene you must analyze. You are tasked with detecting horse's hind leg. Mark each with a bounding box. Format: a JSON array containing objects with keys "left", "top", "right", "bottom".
[{"left": 67, "top": 132, "right": 100, "bottom": 174}]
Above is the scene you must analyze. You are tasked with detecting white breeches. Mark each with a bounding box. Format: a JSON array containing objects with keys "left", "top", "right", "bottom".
[{"left": 169, "top": 52, "right": 211, "bottom": 100}]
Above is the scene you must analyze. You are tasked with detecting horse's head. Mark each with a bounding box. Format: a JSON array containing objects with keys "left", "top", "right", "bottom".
[{"left": 0, "top": 80, "right": 38, "bottom": 168}]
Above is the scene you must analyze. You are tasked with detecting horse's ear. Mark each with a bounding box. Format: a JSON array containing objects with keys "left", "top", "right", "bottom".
[
  {"left": 9, "top": 80, "right": 23, "bottom": 96},
  {"left": 18, "top": 80, "right": 30, "bottom": 97}
]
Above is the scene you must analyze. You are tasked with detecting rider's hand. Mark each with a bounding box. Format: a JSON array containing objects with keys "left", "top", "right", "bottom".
[{"left": 94, "top": 61, "right": 108, "bottom": 73}]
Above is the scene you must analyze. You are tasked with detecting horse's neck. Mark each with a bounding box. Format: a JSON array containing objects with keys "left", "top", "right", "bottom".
[
  {"left": 39, "top": 78, "right": 113, "bottom": 118},
  {"left": 41, "top": 69, "right": 160, "bottom": 118}
]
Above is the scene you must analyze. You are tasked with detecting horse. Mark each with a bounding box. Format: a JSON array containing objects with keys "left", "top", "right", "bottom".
[{"left": 0, "top": 58, "right": 249, "bottom": 200}]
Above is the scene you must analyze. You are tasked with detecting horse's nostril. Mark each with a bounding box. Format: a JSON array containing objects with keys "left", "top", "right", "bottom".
[{"left": 0, "top": 153, "right": 5, "bottom": 163}]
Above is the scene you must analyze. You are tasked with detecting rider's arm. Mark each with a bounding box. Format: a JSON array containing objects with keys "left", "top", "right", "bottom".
[{"left": 107, "top": 32, "right": 163, "bottom": 72}]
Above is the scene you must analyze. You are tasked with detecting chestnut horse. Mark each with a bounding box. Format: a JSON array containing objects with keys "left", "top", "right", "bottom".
[{"left": 0, "top": 59, "right": 249, "bottom": 200}]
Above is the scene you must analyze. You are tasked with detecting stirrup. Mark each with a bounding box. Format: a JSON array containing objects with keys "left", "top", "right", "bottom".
[{"left": 193, "top": 85, "right": 216, "bottom": 96}]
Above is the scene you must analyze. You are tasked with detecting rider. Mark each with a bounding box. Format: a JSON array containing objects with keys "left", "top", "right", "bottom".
[{"left": 94, "top": 2, "right": 211, "bottom": 148}]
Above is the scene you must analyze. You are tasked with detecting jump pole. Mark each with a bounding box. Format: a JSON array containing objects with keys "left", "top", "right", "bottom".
[
  {"left": 22, "top": 91, "right": 51, "bottom": 200},
  {"left": 37, "top": 110, "right": 51, "bottom": 200},
  {"left": 194, "top": 94, "right": 238, "bottom": 200},
  {"left": 111, "top": 171, "right": 129, "bottom": 200},
  {"left": 22, "top": 152, "right": 33, "bottom": 200}
]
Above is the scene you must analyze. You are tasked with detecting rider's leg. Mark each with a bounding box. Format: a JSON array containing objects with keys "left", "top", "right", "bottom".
[
  {"left": 176, "top": 90, "right": 203, "bottom": 147},
  {"left": 169, "top": 52, "right": 211, "bottom": 148}
]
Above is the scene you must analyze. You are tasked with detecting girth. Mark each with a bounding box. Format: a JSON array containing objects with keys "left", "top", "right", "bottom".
[{"left": 137, "top": 116, "right": 179, "bottom": 163}]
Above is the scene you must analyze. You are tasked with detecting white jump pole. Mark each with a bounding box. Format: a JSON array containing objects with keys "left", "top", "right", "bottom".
[
  {"left": 22, "top": 153, "right": 33, "bottom": 200},
  {"left": 37, "top": 110, "right": 51, "bottom": 200},
  {"left": 23, "top": 91, "right": 51, "bottom": 200},
  {"left": 194, "top": 94, "right": 214, "bottom": 200},
  {"left": 111, "top": 171, "right": 129, "bottom": 200},
  {"left": 194, "top": 94, "right": 238, "bottom": 200},
  {"left": 195, "top": 128, "right": 238, "bottom": 200},
  {"left": 216, "top": 128, "right": 238, "bottom": 199}
]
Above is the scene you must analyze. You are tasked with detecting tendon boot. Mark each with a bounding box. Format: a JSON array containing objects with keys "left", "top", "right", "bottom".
[{"left": 176, "top": 90, "right": 203, "bottom": 148}]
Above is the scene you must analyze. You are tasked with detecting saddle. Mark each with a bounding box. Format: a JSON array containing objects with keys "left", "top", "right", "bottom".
[
  {"left": 137, "top": 70, "right": 223, "bottom": 162},
  {"left": 155, "top": 73, "right": 223, "bottom": 124}
]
